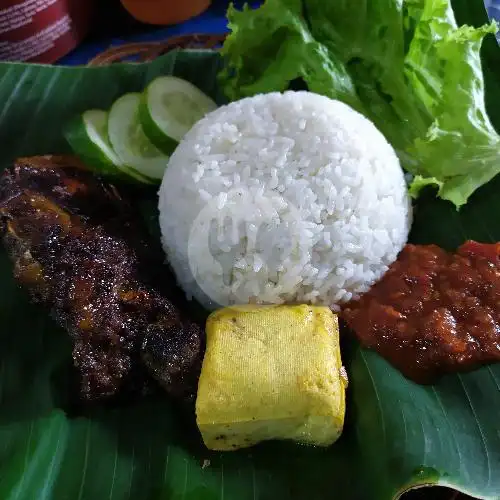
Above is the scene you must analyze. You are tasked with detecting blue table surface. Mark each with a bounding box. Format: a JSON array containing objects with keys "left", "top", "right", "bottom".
[
  {"left": 59, "top": 0, "right": 499, "bottom": 66},
  {"left": 486, "top": 0, "right": 500, "bottom": 18},
  {"left": 58, "top": 1, "right": 262, "bottom": 66}
]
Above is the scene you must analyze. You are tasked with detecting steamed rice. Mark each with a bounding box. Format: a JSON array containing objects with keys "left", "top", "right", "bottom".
[{"left": 158, "top": 91, "right": 412, "bottom": 310}]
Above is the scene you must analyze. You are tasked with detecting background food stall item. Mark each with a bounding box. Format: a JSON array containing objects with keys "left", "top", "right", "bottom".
[
  {"left": 0, "top": 0, "right": 93, "bottom": 63},
  {"left": 120, "top": 0, "right": 211, "bottom": 25}
]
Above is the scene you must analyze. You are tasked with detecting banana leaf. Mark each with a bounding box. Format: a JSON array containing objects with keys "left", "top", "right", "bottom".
[{"left": 1, "top": 7, "right": 500, "bottom": 500}]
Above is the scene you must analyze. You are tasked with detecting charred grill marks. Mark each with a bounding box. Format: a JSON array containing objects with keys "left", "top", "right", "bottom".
[{"left": 0, "top": 156, "right": 204, "bottom": 401}]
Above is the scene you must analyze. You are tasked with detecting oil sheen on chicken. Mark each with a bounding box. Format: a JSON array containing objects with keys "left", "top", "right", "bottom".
[{"left": 0, "top": 155, "right": 204, "bottom": 401}]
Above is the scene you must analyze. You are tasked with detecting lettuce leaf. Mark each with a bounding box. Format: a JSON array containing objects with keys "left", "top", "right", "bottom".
[{"left": 219, "top": 0, "right": 500, "bottom": 208}]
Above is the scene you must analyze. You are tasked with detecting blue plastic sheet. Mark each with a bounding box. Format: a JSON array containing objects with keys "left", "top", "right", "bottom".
[
  {"left": 59, "top": 0, "right": 262, "bottom": 66},
  {"left": 485, "top": 0, "right": 500, "bottom": 20},
  {"left": 60, "top": 0, "right": 499, "bottom": 66}
]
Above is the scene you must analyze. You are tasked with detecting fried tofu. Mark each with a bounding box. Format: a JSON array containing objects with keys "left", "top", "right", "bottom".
[{"left": 196, "top": 304, "right": 347, "bottom": 451}]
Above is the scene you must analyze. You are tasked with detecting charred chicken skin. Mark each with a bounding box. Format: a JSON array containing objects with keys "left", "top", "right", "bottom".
[{"left": 0, "top": 156, "right": 204, "bottom": 401}]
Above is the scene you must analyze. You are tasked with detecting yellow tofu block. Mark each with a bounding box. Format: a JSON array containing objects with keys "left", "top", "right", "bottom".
[{"left": 196, "top": 304, "right": 348, "bottom": 451}]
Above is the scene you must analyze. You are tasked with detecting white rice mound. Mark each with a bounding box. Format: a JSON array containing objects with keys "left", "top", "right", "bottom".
[{"left": 158, "top": 91, "right": 412, "bottom": 310}]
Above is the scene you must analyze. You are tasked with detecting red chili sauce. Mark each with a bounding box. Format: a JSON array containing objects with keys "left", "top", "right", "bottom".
[{"left": 341, "top": 241, "right": 500, "bottom": 383}]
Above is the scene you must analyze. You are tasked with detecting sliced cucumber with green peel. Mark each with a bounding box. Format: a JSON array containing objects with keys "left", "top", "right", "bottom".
[
  {"left": 65, "top": 109, "right": 153, "bottom": 184},
  {"left": 65, "top": 109, "right": 120, "bottom": 175},
  {"left": 108, "top": 93, "right": 169, "bottom": 180},
  {"left": 140, "top": 76, "right": 217, "bottom": 154}
]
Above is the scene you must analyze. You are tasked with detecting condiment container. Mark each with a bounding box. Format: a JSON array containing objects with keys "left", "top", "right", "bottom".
[
  {"left": 120, "top": 0, "right": 211, "bottom": 25},
  {"left": 0, "top": 0, "right": 93, "bottom": 63}
]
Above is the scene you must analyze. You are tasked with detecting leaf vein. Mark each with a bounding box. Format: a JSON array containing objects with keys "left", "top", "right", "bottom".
[
  {"left": 108, "top": 448, "right": 118, "bottom": 500},
  {"left": 360, "top": 351, "right": 387, "bottom": 451},
  {"left": 486, "top": 366, "right": 500, "bottom": 393},
  {"left": 77, "top": 420, "right": 91, "bottom": 500},
  {"left": 15, "top": 421, "right": 34, "bottom": 500},
  {"left": 0, "top": 67, "right": 34, "bottom": 124},
  {"left": 431, "top": 387, "right": 464, "bottom": 475},
  {"left": 457, "top": 374, "right": 491, "bottom": 489}
]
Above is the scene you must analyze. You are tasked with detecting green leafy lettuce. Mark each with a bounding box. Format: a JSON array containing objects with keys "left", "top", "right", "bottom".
[{"left": 219, "top": 0, "right": 500, "bottom": 208}]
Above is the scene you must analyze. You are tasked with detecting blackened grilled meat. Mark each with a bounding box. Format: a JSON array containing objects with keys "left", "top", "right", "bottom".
[{"left": 0, "top": 155, "right": 204, "bottom": 401}]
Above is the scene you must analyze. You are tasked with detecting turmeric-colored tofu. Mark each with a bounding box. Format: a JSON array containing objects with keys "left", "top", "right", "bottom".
[{"left": 195, "top": 304, "right": 347, "bottom": 451}]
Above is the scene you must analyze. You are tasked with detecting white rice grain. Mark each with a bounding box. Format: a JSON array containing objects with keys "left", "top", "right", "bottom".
[{"left": 158, "top": 91, "right": 412, "bottom": 310}]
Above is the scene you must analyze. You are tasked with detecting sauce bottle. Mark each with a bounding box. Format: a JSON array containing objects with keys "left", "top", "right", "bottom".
[{"left": 0, "top": 0, "right": 93, "bottom": 63}]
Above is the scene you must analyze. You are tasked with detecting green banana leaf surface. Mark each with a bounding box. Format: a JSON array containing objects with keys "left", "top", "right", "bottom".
[{"left": 0, "top": 4, "right": 500, "bottom": 500}]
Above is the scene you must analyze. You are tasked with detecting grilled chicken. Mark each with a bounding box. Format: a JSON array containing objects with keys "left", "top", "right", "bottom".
[{"left": 0, "top": 155, "right": 204, "bottom": 401}]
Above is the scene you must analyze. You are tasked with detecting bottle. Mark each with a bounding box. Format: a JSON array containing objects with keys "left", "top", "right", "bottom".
[
  {"left": 0, "top": 0, "right": 93, "bottom": 63},
  {"left": 120, "top": 0, "right": 211, "bottom": 25}
]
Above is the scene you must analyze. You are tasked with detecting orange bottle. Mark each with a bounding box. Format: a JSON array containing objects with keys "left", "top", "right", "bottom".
[{"left": 120, "top": 0, "right": 211, "bottom": 25}]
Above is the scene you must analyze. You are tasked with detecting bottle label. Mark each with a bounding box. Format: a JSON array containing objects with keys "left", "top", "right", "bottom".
[{"left": 0, "top": 0, "right": 91, "bottom": 63}]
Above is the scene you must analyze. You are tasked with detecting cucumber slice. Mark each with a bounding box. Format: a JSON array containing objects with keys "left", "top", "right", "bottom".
[
  {"left": 108, "top": 93, "right": 169, "bottom": 180},
  {"left": 140, "top": 76, "right": 217, "bottom": 154},
  {"left": 65, "top": 109, "right": 153, "bottom": 184},
  {"left": 65, "top": 109, "right": 121, "bottom": 174}
]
